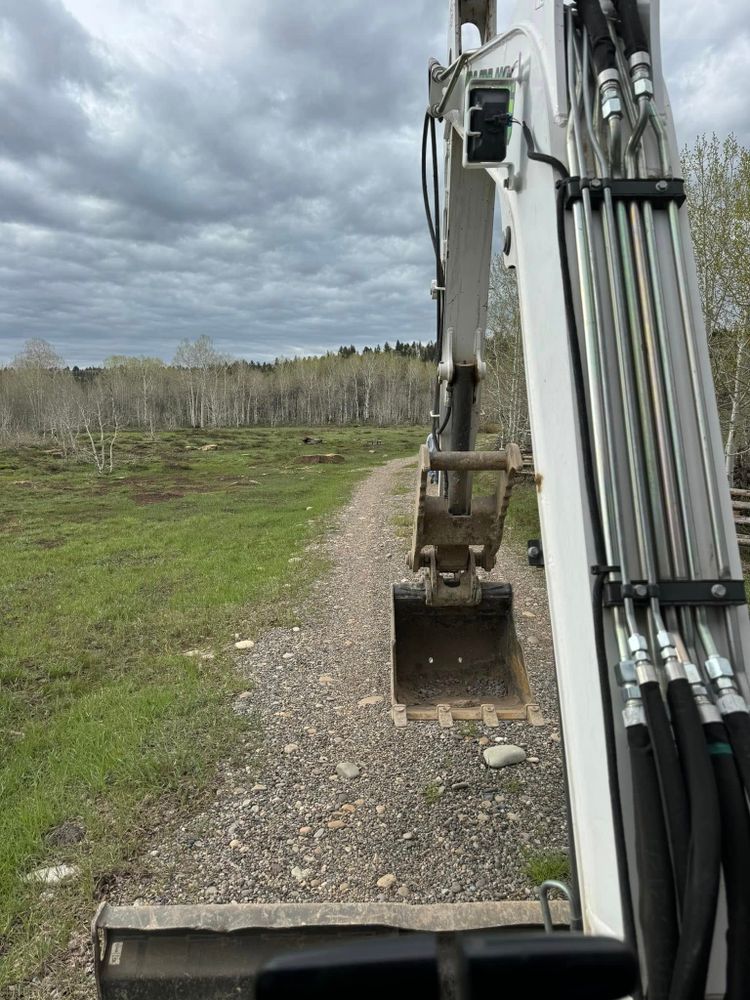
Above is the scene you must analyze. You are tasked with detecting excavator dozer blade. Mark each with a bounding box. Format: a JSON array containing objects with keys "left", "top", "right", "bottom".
[
  {"left": 390, "top": 582, "right": 542, "bottom": 727},
  {"left": 92, "top": 900, "right": 573, "bottom": 999}
]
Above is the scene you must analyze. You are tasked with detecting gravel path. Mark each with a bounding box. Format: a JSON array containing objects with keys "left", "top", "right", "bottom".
[
  {"left": 112, "top": 457, "right": 566, "bottom": 907},
  {"left": 27, "top": 457, "right": 566, "bottom": 996}
]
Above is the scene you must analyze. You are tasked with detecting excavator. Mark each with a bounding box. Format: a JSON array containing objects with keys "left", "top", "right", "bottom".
[{"left": 91, "top": 1, "right": 750, "bottom": 997}]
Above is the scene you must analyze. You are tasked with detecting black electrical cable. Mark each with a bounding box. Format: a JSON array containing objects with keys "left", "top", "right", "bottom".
[
  {"left": 639, "top": 681, "right": 690, "bottom": 913},
  {"left": 437, "top": 405, "right": 451, "bottom": 437},
  {"left": 704, "top": 720, "right": 750, "bottom": 1000},
  {"left": 666, "top": 680, "right": 722, "bottom": 1000},
  {"left": 521, "top": 121, "right": 569, "bottom": 179},
  {"left": 627, "top": 722, "right": 679, "bottom": 1000},
  {"left": 577, "top": 0, "right": 618, "bottom": 75},
  {"left": 722, "top": 709, "right": 750, "bottom": 798},
  {"left": 611, "top": 0, "right": 649, "bottom": 59},
  {"left": 559, "top": 180, "right": 640, "bottom": 991},
  {"left": 421, "top": 111, "right": 446, "bottom": 442},
  {"left": 555, "top": 183, "right": 607, "bottom": 563},
  {"left": 421, "top": 112, "right": 441, "bottom": 270}
]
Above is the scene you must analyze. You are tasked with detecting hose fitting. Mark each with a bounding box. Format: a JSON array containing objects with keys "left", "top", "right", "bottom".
[
  {"left": 615, "top": 659, "right": 644, "bottom": 724},
  {"left": 656, "top": 629, "right": 685, "bottom": 682},
  {"left": 683, "top": 662, "right": 722, "bottom": 724},
  {"left": 597, "top": 68, "right": 623, "bottom": 120},
  {"left": 629, "top": 633, "right": 657, "bottom": 684}
]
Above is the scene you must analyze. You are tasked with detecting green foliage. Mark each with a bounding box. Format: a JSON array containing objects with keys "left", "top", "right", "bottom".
[
  {"left": 522, "top": 849, "right": 570, "bottom": 887},
  {"left": 0, "top": 425, "right": 423, "bottom": 985},
  {"left": 504, "top": 483, "right": 541, "bottom": 544},
  {"left": 422, "top": 781, "right": 445, "bottom": 806}
]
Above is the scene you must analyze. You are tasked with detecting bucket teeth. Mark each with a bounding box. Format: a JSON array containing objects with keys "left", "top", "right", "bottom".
[
  {"left": 481, "top": 704, "right": 500, "bottom": 728},
  {"left": 392, "top": 704, "right": 408, "bottom": 728},
  {"left": 437, "top": 704, "right": 454, "bottom": 728}
]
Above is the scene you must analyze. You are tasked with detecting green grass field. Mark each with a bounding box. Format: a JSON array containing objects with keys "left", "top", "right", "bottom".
[{"left": 0, "top": 425, "right": 422, "bottom": 984}]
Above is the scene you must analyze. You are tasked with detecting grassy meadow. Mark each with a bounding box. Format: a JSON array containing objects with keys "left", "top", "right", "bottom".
[{"left": 0, "top": 425, "right": 422, "bottom": 983}]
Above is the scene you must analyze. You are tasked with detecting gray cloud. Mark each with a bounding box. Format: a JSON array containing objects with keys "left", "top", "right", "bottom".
[{"left": 0, "top": 0, "right": 746, "bottom": 366}]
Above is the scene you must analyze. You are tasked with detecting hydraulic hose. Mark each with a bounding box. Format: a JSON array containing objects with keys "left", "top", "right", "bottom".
[
  {"left": 577, "top": 0, "right": 617, "bottom": 74},
  {"left": 639, "top": 681, "right": 690, "bottom": 912},
  {"left": 627, "top": 722, "right": 678, "bottom": 1000},
  {"left": 704, "top": 721, "right": 750, "bottom": 1000},
  {"left": 666, "top": 680, "right": 722, "bottom": 1000},
  {"left": 612, "top": 0, "right": 649, "bottom": 59},
  {"left": 722, "top": 709, "right": 750, "bottom": 799}
]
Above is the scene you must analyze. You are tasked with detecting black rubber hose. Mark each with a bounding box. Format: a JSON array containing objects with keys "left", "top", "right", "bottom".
[
  {"left": 667, "top": 680, "right": 722, "bottom": 1000},
  {"left": 704, "top": 721, "right": 750, "bottom": 1000},
  {"left": 639, "top": 681, "right": 690, "bottom": 912},
  {"left": 611, "top": 0, "right": 649, "bottom": 59},
  {"left": 555, "top": 183, "right": 606, "bottom": 563},
  {"left": 627, "top": 723, "right": 679, "bottom": 1000},
  {"left": 723, "top": 709, "right": 750, "bottom": 798},
  {"left": 577, "top": 0, "right": 618, "bottom": 75}
]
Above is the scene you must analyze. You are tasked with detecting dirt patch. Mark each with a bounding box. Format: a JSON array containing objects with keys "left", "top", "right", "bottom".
[
  {"left": 132, "top": 490, "right": 187, "bottom": 504},
  {"left": 295, "top": 454, "right": 345, "bottom": 464}
]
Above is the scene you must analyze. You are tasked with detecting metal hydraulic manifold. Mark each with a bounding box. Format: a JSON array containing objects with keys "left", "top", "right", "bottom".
[{"left": 390, "top": 443, "right": 542, "bottom": 728}]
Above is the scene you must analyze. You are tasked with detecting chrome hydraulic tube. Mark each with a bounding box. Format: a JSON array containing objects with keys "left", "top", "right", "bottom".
[{"left": 566, "top": 14, "right": 640, "bottom": 649}]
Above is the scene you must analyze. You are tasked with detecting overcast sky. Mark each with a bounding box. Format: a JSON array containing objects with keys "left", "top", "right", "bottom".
[{"left": 0, "top": 0, "right": 747, "bottom": 367}]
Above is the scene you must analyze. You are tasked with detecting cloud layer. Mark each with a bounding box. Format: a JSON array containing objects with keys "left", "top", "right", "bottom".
[{"left": 0, "top": 0, "right": 747, "bottom": 365}]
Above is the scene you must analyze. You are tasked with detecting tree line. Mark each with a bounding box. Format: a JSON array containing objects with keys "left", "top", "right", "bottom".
[{"left": 0, "top": 338, "right": 438, "bottom": 465}]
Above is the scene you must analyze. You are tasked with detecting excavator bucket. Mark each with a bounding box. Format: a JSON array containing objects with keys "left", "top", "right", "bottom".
[{"left": 390, "top": 581, "right": 542, "bottom": 727}]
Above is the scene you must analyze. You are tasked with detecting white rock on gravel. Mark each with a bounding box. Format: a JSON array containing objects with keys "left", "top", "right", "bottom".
[
  {"left": 336, "top": 762, "right": 360, "bottom": 779},
  {"left": 234, "top": 639, "right": 255, "bottom": 650},
  {"left": 376, "top": 873, "right": 397, "bottom": 889},
  {"left": 483, "top": 745, "right": 527, "bottom": 768}
]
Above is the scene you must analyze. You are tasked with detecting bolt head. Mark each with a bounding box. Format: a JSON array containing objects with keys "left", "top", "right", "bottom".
[
  {"left": 711, "top": 583, "right": 727, "bottom": 598},
  {"left": 634, "top": 583, "right": 648, "bottom": 598},
  {"left": 655, "top": 180, "right": 668, "bottom": 192},
  {"left": 601, "top": 95, "right": 622, "bottom": 120}
]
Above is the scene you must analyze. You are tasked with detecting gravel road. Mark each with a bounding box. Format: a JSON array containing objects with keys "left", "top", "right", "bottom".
[
  {"left": 112, "top": 457, "right": 566, "bottom": 906},
  {"left": 27, "top": 457, "right": 566, "bottom": 996}
]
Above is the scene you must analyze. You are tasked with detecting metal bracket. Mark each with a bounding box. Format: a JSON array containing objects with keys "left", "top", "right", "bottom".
[
  {"left": 527, "top": 539, "right": 544, "bottom": 567},
  {"left": 561, "top": 176, "right": 686, "bottom": 210},
  {"left": 409, "top": 444, "right": 524, "bottom": 590},
  {"left": 602, "top": 579, "right": 746, "bottom": 608}
]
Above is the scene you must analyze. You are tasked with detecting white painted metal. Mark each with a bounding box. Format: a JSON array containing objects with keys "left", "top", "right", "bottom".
[{"left": 437, "top": 0, "right": 627, "bottom": 943}]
